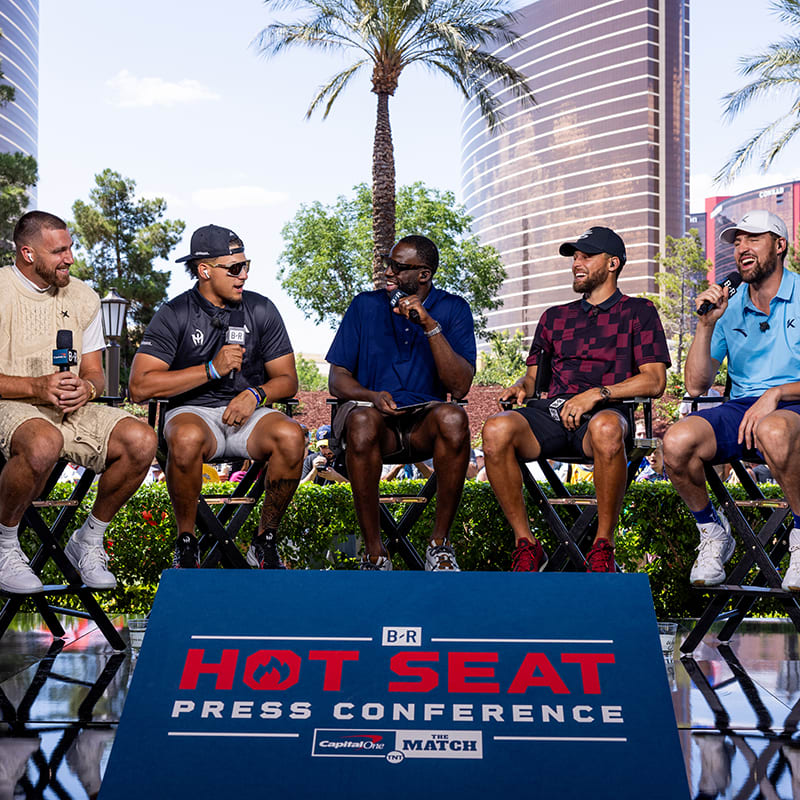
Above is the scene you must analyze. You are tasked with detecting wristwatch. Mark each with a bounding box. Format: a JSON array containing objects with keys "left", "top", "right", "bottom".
[
  {"left": 599, "top": 386, "right": 612, "bottom": 402},
  {"left": 253, "top": 386, "right": 267, "bottom": 406}
]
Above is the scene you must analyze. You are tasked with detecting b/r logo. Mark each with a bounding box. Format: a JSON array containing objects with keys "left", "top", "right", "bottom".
[{"left": 382, "top": 626, "right": 422, "bottom": 646}]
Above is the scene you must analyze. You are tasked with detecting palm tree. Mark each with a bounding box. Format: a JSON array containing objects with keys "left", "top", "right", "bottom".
[
  {"left": 254, "top": 0, "right": 534, "bottom": 287},
  {"left": 716, "top": 0, "right": 800, "bottom": 183}
]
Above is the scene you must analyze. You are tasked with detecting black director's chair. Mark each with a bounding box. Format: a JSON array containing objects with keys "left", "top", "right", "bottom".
[
  {"left": 679, "top": 393, "right": 800, "bottom": 654},
  {"left": 148, "top": 398, "right": 298, "bottom": 569},
  {"left": 0, "top": 452, "right": 126, "bottom": 651},
  {"left": 327, "top": 399, "right": 460, "bottom": 570},
  {"left": 503, "top": 354, "right": 655, "bottom": 571}
]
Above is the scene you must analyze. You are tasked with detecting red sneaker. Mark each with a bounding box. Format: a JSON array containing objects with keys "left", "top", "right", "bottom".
[
  {"left": 586, "top": 539, "right": 616, "bottom": 572},
  {"left": 511, "top": 539, "right": 548, "bottom": 572}
]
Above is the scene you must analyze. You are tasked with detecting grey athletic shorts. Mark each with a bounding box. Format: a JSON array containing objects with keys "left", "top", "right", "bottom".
[{"left": 164, "top": 405, "right": 280, "bottom": 460}]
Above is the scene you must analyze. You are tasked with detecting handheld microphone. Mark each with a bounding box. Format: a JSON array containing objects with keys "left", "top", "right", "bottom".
[
  {"left": 225, "top": 309, "right": 246, "bottom": 379},
  {"left": 52, "top": 330, "right": 77, "bottom": 372},
  {"left": 697, "top": 273, "right": 743, "bottom": 316},
  {"left": 389, "top": 289, "right": 420, "bottom": 323}
]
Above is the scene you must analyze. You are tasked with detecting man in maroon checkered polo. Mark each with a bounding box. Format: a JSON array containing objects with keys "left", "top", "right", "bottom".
[{"left": 482, "top": 227, "right": 670, "bottom": 572}]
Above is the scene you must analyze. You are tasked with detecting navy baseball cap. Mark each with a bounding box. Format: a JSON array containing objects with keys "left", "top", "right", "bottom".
[
  {"left": 316, "top": 425, "right": 332, "bottom": 442},
  {"left": 175, "top": 224, "right": 244, "bottom": 263},
  {"left": 559, "top": 226, "right": 627, "bottom": 266}
]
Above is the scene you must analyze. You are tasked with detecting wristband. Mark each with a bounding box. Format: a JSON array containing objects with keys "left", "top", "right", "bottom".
[
  {"left": 253, "top": 385, "right": 267, "bottom": 406},
  {"left": 424, "top": 323, "right": 442, "bottom": 338},
  {"left": 245, "top": 387, "right": 261, "bottom": 406},
  {"left": 207, "top": 360, "right": 221, "bottom": 380}
]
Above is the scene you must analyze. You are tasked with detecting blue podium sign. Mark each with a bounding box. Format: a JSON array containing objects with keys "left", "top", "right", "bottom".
[{"left": 101, "top": 572, "right": 688, "bottom": 799}]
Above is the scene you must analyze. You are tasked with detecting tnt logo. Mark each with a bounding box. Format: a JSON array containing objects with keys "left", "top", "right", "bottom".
[{"left": 382, "top": 627, "right": 422, "bottom": 647}]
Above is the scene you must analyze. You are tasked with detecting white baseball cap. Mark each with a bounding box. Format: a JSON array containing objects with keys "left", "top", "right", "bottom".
[{"left": 719, "top": 209, "right": 789, "bottom": 244}]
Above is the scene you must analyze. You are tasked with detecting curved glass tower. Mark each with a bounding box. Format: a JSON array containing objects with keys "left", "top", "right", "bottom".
[
  {"left": 0, "top": 0, "right": 37, "bottom": 159},
  {"left": 462, "top": 0, "right": 689, "bottom": 344}
]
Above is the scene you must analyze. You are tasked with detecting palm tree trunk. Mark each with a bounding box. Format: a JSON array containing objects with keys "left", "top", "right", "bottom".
[{"left": 372, "top": 91, "right": 395, "bottom": 289}]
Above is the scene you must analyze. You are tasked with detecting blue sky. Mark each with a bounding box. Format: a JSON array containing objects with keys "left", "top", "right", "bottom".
[{"left": 37, "top": 0, "right": 800, "bottom": 354}]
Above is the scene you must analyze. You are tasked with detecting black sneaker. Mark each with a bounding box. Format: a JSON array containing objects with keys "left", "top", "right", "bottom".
[
  {"left": 247, "top": 532, "right": 286, "bottom": 569},
  {"left": 173, "top": 533, "right": 200, "bottom": 569}
]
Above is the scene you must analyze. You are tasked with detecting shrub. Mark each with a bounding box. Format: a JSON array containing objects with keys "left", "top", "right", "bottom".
[{"left": 19, "top": 480, "right": 791, "bottom": 618}]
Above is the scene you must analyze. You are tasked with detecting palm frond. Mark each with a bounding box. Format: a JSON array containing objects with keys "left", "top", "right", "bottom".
[
  {"left": 722, "top": 74, "right": 800, "bottom": 119},
  {"left": 306, "top": 60, "right": 369, "bottom": 118},
  {"left": 715, "top": 115, "right": 793, "bottom": 183}
]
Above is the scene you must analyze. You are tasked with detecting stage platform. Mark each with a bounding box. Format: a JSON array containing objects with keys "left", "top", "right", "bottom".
[{"left": 0, "top": 614, "right": 799, "bottom": 798}]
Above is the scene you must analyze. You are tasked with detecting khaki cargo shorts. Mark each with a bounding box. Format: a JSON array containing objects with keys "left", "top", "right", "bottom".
[{"left": 0, "top": 401, "right": 133, "bottom": 472}]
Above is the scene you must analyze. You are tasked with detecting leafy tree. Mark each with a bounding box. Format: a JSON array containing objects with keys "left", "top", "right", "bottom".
[
  {"left": 255, "top": 0, "right": 534, "bottom": 286},
  {"left": 296, "top": 353, "right": 328, "bottom": 391},
  {"left": 785, "top": 222, "right": 800, "bottom": 274},
  {"left": 0, "top": 153, "right": 38, "bottom": 261},
  {"left": 0, "top": 30, "right": 37, "bottom": 261},
  {"left": 71, "top": 169, "right": 185, "bottom": 376},
  {"left": 648, "top": 230, "right": 709, "bottom": 374},
  {"left": 716, "top": 0, "right": 800, "bottom": 181},
  {"left": 474, "top": 330, "right": 527, "bottom": 386},
  {"left": 278, "top": 181, "right": 505, "bottom": 334}
]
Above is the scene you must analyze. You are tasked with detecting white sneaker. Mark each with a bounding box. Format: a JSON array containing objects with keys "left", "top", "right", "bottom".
[
  {"left": 0, "top": 541, "right": 43, "bottom": 593},
  {"left": 690, "top": 510, "right": 735, "bottom": 586},
  {"left": 359, "top": 554, "right": 392, "bottom": 571},
  {"left": 425, "top": 543, "right": 460, "bottom": 572},
  {"left": 782, "top": 528, "right": 800, "bottom": 591},
  {"left": 65, "top": 535, "right": 117, "bottom": 589}
]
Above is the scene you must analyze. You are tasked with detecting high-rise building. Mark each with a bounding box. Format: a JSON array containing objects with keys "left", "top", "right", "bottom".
[
  {"left": 0, "top": 0, "right": 37, "bottom": 160},
  {"left": 461, "top": 0, "right": 689, "bottom": 344}
]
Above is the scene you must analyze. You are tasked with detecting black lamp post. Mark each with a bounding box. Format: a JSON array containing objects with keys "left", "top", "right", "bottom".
[{"left": 100, "top": 288, "right": 128, "bottom": 398}]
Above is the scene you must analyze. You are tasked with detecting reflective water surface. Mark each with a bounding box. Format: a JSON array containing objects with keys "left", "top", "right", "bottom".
[{"left": 1, "top": 615, "right": 800, "bottom": 797}]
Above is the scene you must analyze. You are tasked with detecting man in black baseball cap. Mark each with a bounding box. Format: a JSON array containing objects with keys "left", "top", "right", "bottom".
[
  {"left": 482, "top": 224, "right": 669, "bottom": 574},
  {"left": 130, "top": 224, "right": 304, "bottom": 570},
  {"left": 175, "top": 224, "right": 245, "bottom": 263},
  {"left": 558, "top": 226, "right": 627, "bottom": 266}
]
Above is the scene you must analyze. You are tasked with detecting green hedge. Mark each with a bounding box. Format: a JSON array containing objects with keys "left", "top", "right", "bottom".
[{"left": 22, "top": 479, "right": 790, "bottom": 618}]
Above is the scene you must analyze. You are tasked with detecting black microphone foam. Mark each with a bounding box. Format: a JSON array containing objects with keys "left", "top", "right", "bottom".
[
  {"left": 53, "top": 329, "right": 77, "bottom": 372},
  {"left": 56, "top": 329, "right": 72, "bottom": 349},
  {"left": 697, "top": 272, "right": 743, "bottom": 316},
  {"left": 388, "top": 289, "right": 420, "bottom": 323},
  {"left": 226, "top": 309, "right": 246, "bottom": 378}
]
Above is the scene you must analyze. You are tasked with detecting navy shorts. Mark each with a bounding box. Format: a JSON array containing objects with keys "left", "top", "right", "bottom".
[
  {"left": 512, "top": 398, "right": 632, "bottom": 458},
  {"left": 691, "top": 396, "right": 800, "bottom": 463}
]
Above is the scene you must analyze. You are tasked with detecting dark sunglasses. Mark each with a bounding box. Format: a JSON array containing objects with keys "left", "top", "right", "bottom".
[
  {"left": 381, "top": 254, "right": 427, "bottom": 273},
  {"left": 203, "top": 259, "right": 251, "bottom": 277}
]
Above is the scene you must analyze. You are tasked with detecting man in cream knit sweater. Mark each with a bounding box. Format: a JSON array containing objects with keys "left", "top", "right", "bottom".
[{"left": 0, "top": 211, "right": 157, "bottom": 593}]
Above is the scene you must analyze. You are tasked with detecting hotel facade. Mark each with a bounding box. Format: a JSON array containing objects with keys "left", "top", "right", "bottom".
[{"left": 461, "top": 0, "right": 689, "bottom": 344}]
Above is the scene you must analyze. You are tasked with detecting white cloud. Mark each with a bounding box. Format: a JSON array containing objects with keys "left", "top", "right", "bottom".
[
  {"left": 107, "top": 70, "right": 220, "bottom": 108},
  {"left": 191, "top": 186, "right": 289, "bottom": 210}
]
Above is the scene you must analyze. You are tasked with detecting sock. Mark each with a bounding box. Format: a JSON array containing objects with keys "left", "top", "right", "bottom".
[
  {"left": 75, "top": 514, "right": 109, "bottom": 546},
  {"left": 691, "top": 502, "right": 720, "bottom": 528},
  {"left": 793, "top": 514, "right": 800, "bottom": 531},
  {"left": 0, "top": 521, "right": 19, "bottom": 546}
]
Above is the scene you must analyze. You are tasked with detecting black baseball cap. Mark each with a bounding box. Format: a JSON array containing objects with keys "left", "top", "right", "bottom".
[
  {"left": 559, "top": 226, "right": 627, "bottom": 266},
  {"left": 175, "top": 224, "right": 245, "bottom": 263}
]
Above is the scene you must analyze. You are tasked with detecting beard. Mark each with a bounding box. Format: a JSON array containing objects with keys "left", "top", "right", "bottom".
[
  {"left": 738, "top": 252, "right": 779, "bottom": 286},
  {"left": 36, "top": 262, "right": 70, "bottom": 288},
  {"left": 572, "top": 266, "right": 608, "bottom": 295}
]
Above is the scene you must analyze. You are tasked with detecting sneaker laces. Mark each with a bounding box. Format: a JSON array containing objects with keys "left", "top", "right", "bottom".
[
  {"left": 587, "top": 540, "right": 615, "bottom": 572},
  {"left": 428, "top": 544, "right": 458, "bottom": 570},
  {"left": 0, "top": 543, "right": 33, "bottom": 576},
  {"left": 695, "top": 536, "right": 728, "bottom": 565},
  {"left": 75, "top": 543, "right": 110, "bottom": 572},
  {"left": 512, "top": 541, "right": 538, "bottom": 571}
]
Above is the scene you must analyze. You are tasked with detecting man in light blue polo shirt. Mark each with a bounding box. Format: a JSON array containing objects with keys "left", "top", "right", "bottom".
[{"left": 664, "top": 210, "right": 800, "bottom": 590}]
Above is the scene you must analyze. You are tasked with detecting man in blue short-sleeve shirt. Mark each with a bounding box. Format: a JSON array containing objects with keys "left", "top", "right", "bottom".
[
  {"left": 326, "top": 235, "right": 476, "bottom": 572},
  {"left": 129, "top": 224, "right": 305, "bottom": 571},
  {"left": 664, "top": 210, "right": 800, "bottom": 590}
]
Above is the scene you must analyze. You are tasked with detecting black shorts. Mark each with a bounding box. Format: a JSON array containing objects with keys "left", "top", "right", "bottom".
[
  {"left": 335, "top": 400, "right": 441, "bottom": 463},
  {"left": 513, "top": 398, "right": 632, "bottom": 458}
]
